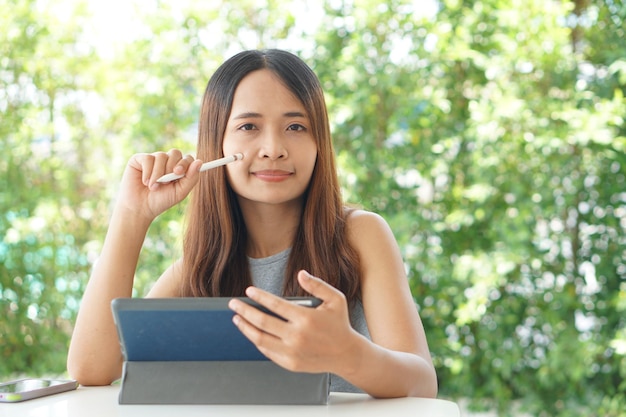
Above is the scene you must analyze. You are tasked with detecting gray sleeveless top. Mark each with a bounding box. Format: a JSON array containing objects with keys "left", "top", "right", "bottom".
[{"left": 249, "top": 248, "right": 371, "bottom": 393}]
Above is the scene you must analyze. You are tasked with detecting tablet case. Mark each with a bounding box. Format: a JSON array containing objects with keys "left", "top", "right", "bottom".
[
  {"left": 112, "top": 297, "right": 268, "bottom": 361},
  {"left": 111, "top": 297, "right": 329, "bottom": 405}
]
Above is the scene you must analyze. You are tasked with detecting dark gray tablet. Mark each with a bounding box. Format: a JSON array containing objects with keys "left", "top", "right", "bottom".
[{"left": 111, "top": 297, "right": 320, "bottom": 362}]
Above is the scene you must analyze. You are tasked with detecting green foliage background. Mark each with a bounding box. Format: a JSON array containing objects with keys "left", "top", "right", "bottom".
[{"left": 1, "top": 0, "right": 625, "bottom": 415}]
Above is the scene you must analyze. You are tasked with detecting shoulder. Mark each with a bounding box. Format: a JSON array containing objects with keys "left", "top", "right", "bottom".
[
  {"left": 345, "top": 209, "right": 396, "bottom": 245},
  {"left": 344, "top": 209, "right": 401, "bottom": 264}
]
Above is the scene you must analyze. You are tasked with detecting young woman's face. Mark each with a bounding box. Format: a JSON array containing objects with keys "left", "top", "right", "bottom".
[{"left": 223, "top": 69, "right": 318, "bottom": 207}]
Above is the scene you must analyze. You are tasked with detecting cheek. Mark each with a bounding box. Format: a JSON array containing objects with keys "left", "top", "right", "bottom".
[
  {"left": 225, "top": 168, "right": 246, "bottom": 197},
  {"left": 222, "top": 142, "right": 239, "bottom": 157},
  {"left": 304, "top": 144, "right": 318, "bottom": 174},
  {"left": 225, "top": 164, "right": 245, "bottom": 183},
  {"left": 221, "top": 133, "right": 245, "bottom": 156},
  {"left": 306, "top": 155, "right": 317, "bottom": 176}
]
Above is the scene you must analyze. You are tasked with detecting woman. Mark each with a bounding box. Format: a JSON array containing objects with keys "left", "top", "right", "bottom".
[{"left": 67, "top": 49, "right": 438, "bottom": 398}]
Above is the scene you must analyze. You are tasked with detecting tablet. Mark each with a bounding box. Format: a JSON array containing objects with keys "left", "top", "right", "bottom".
[{"left": 111, "top": 297, "right": 320, "bottom": 362}]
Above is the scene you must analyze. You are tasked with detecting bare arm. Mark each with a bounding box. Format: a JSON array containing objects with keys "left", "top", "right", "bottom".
[
  {"left": 337, "top": 210, "right": 437, "bottom": 397},
  {"left": 66, "top": 150, "right": 201, "bottom": 385},
  {"left": 229, "top": 210, "right": 437, "bottom": 398},
  {"left": 66, "top": 206, "right": 151, "bottom": 385}
]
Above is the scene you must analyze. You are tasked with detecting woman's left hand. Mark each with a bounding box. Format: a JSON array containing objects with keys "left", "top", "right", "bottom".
[{"left": 228, "top": 270, "right": 364, "bottom": 375}]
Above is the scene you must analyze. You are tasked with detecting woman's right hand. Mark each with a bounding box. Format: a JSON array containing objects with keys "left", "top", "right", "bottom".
[{"left": 116, "top": 149, "right": 203, "bottom": 221}]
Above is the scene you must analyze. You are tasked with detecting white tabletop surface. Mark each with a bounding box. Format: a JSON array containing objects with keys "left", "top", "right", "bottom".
[{"left": 0, "top": 385, "right": 460, "bottom": 417}]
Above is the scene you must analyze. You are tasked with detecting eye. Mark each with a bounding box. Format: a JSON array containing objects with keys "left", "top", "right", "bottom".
[
  {"left": 287, "top": 123, "right": 306, "bottom": 132},
  {"left": 238, "top": 123, "right": 257, "bottom": 131}
]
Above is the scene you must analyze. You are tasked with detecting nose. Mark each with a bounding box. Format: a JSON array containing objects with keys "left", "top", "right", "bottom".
[{"left": 258, "top": 131, "right": 287, "bottom": 160}]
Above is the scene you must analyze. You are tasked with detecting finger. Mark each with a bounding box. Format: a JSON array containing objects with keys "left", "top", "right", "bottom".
[
  {"left": 229, "top": 298, "right": 285, "bottom": 344},
  {"left": 131, "top": 153, "right": 161, "bottom": 187},
  {"left": 165, "top": 149, "right": 183, "bottom": 174},
  {"left": 172, "top": 154, "right": 200, "bottom": 181},
  {"left": 129, "top": 153, "right": 155, "bottom": 186},
  {"left": 147, "top": 151, "right": 170, "bottom": 189},
  {"left": 243, "top": 286, "right": 309, "bottom": 325},
  {"left": 173, "top": 154, "right": 196, "bottom": 174},
  {"left": 231, "top": 313, "right": 282, "bottom": 361},
  {"left": 297, "top": 270, "right": 344, "bottom": 305},
  {"left": 178, "top": 158, "right": 203, "bottom": 185},
  {"left": 149, "top": 150, "right": 195, "bottom": 189}
]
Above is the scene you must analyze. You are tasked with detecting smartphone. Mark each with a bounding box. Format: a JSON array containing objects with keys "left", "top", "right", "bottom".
[
  {"left": 0, "top": 378, "right": 78, "bottom": 403},
  {"left": 241, "top": 296, "right": 322, "bottom": 320},
  {"left": 288, "top": 297, "right": 323, "bottom": 308}
]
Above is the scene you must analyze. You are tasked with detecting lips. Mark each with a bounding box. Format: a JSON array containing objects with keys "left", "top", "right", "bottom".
[{"left": 252, "top": 169, "right": 293, "bottom": 182}]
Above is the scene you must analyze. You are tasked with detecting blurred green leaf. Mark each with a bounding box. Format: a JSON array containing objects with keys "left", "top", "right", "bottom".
[{"left": 1, "top": 0, "right": 625, "bottom": 414}]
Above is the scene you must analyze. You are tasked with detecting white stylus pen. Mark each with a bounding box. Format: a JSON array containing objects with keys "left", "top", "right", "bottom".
[{"left": 156, "top": 153, "right": 244, "bottom": 183}]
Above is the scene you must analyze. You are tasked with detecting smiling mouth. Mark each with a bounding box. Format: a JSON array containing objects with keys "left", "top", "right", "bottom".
[{"left": 252, "top": 170, "right": 293, "bottom": 182}]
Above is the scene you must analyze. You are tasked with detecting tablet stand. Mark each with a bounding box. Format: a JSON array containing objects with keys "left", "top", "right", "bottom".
[{"left": 118, "top": 360, "right": 330, "bottom": 405}]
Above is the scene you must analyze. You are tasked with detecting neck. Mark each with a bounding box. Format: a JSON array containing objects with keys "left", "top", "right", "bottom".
[{"left": 238, "top": 198, "right": 302, "bottom": 258}]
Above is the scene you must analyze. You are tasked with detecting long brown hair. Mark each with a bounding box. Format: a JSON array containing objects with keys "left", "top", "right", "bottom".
[{"left": 181, "top": 49, "right": 360, "bottom": 302}]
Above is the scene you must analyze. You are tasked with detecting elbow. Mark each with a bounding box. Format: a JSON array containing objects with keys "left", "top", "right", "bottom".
[
  {"left": 399, "top": 382, "right": 437, "bottom": 400},
  {"left": 67, "top": 353, "right": 119, "bottom": 386},
  {"left": 421, "top": 380, "right": 438, "bottom": 399},
  {"left": 412, "top": 366, "right": 438, "bottom": 399},
  {"left": 67, "top": 362, "right": 117, "bottom": 386},
  {"left": 395, "top": 361, "right": 437, "bottom": 399},
  {"left": 370, "top": 366, "right": 438, "bottom": 399}
]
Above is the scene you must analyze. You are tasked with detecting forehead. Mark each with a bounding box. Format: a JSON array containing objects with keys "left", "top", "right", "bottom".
[{"left": 230, "top": 69, "right": 305, "bottom": 113}]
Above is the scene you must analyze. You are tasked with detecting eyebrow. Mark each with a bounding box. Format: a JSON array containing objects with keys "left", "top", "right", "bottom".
[{"left": 232, "top": 111, "right": 308, "bottom": 119}]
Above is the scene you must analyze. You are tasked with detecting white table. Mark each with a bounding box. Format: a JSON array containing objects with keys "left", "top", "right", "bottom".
[{"left": 0, "top": 385, "right": 460, "bottom": 417}]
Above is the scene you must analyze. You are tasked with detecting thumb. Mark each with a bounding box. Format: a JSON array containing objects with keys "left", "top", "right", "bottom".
[{"left": 297, "top": 270, "right": 343, "bottom": 304}]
